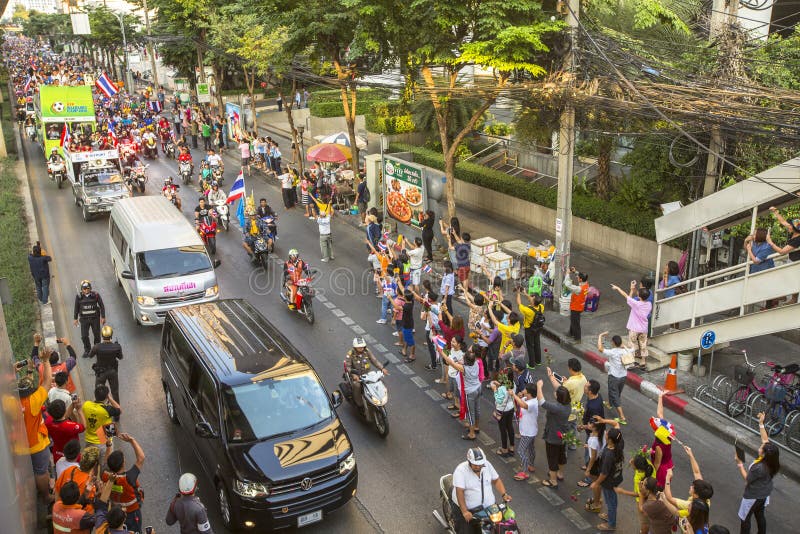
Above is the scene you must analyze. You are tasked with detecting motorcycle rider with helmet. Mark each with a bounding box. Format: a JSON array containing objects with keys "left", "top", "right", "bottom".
[
  {"left": 48, "top": 147, "right": 64, "bottom": 165},
  {"left": 198, "top": 161, "right": 213, "bottom": 192},
  {"left": 346, "top": 337, "right": 388, "bottom": 409},
  {"left": 207, "top": 181, "right": 225, "bottom": 206},
  {"left": 283, "top": 249, "right": 309, "bottom": 309},
  {"left": 162, "top": 177, "right": 181, "bottom": 209},
  {"left": 142, "top": 127, "right": 158, "bottom": 156},
  {"left": 450, "top": 448, "right": 512, "bottom": 534},
  {"left": 177, "top": 145, "right": 193, "bottom": 171}
]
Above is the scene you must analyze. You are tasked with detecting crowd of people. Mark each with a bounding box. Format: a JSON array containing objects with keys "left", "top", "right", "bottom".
[{"left": 8, "top": 33, "right": 790, "bottom": 534}]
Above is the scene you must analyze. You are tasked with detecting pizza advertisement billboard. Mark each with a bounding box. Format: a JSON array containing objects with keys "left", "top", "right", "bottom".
[
  {"left": 38, "top": 85, "right": 95, "bottom": 122},
  {"left": 383, "top": 156, "right": 427, "bottom": 230}
]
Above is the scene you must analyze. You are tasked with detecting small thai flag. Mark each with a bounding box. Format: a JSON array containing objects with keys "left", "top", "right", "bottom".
[
  {"left": 382, "top": 231, "right": 390, "bottom": 240},
  {"left": 226, "top": 171, "right": 246, "bottom": 204},
  {"left": 107, "top": 127, "right": 118, "bottom": 146},
  {"left": 422, "top": 264, "right": 432, "bottom": 274},
  {"left": 377, "top": 242, "right": 388, "bottom": 251},
  {"left": 95, "top": 72, "right": 119, "bottom": 98},
  {"left": 433, "top": 335, "right": 448, "bottom": 351},
  {"left": 23, "top": 76, "right": 32, "bottom": 92},
  {"left": 147, "top": 100, "right": 163, "bottom": 113},
  {"left": 59, "top": 124, "right": 70, "bottom": 147}
]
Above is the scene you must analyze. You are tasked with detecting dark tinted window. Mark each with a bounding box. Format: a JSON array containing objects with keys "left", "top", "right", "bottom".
[
  {"left": 195, "top": 372, "right": 219, "bottom": 429},
  {"left": 168, "top": 325, "right": 194, "bottom": 382},
  {"left": 135, "top": 246, "right": 212, "bottom": 280}
]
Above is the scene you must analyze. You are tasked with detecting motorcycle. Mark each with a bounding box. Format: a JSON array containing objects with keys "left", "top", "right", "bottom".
[
  {"left": 126, "top": 164, "right": 148, "bottom": 194},
  {"left": 47, "top": 160, "right": 66, "bottom": 189},
  {"left": 213, "top": 200, "right": 229, "bottom": 231},
  {"left": 164, "top": 139, "right": 176, "bottom": 159},
  {"left": 25, "top": 124, "right": 36, "bottom": 142},
  {"left": 433, "top": 475, "right": 519, "bottom": 534},
  {"left": 279, "top": 276, "right": 315, "bottom": 324},
  {"left": 143, "top": 139, "right": 158, "bottom": 159},
  {"left": 261, "top": 216, "right": 277, "bottom": 253},
  {"left": 179, "top": 161, "right": 193, "bottom": 185},
  {"left": 340, "top": 362, "right": 390, "bottom": 437},
  {"left": 163, "top": 186, "right": 181, "bottom": 210},
  {"left": 253, "top": 234, "right": 270, "bottom": 271},
  {"left": 211, "top": 165, "right": 224, "bottom": 186},
  {"left": 197, "top": 214, "right": 218, "bottom": 255}
]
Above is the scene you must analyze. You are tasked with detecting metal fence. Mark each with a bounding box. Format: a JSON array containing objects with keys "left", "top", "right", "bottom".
[{"left": 694, "top": 374, "right": 800, "bottom": 456}]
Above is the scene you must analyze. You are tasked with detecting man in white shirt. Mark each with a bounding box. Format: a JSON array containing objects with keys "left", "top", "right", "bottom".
[
  {"left": 406, "top": 237, "right": 425, "bottom": 291},
  {"left": 280, "top": 170, "right": 294, "bottom": 209},
  {"left": 451, "top": 447, "right": 511, "bottom": 534},
  {"left": 55, "top": 439, "right": 81, "bottom": 478},
  {"left": 48, "top": 371, "right": 73, "bottom": 406},
  {"left": 205, "top": 149, "right": 223, "bottom": 171},
  {"left": 315, "top": 202, "right": 334, "bottom": 262}
]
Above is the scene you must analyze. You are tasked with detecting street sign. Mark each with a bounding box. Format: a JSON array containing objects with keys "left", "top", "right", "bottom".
[
  {"left": 700, "top": 330, "right": 715, "bottom": 350},
  {"left": 197, "top": 83, "right": 211, "bottom": 103}
]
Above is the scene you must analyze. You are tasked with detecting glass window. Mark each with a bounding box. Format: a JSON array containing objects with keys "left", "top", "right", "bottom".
[
  {"left": 169, "top": 329, "right": 194, "bottom": 382},
  {"left": 45, "top": 122, "right": 64, "bottom": 140},
  {"left": 83, "top": 169, "right": 124, "bottom": 186},
  {"left": 222, "top": 373, "right": 332, "bottom": 442},
  {"left": 196, "top": 373, "right": 219, "bottom": 427},
  {"left": 135, "top": 246, "right": 212, "bottom": 280}
]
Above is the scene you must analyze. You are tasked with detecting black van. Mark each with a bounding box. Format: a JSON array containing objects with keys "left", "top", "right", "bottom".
[{"left": 160, "top": 299, "right": 357, "bottom": 531}]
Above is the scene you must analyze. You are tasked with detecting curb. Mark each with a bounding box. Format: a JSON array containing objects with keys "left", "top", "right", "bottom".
[{"left": 546, "top": 323, "right": 800, "bottom": 483}]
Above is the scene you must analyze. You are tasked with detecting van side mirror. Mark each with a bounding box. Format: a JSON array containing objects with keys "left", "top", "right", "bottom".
[
  {"left": 331, "top": 390, "right": 343, "bottom": 409},
  {"left": 195, "top": 421, "right": 218, "bottom": 439},
  {"left": 213, "top": 259, "right": 221, "bottom": 268},
  {"left": 121, "top": 270, "right": 135, "bottom": 280}
]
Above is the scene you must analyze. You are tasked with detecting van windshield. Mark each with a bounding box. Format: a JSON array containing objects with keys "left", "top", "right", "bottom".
[
  {"left": 222, "top": 373, "right": 332, "bottom": 442},
  {"left": 136, "top": 245, "right": 212, "bottom": 280}
]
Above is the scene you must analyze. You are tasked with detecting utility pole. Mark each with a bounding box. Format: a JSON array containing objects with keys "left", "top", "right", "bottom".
[
  {"left": 141, "top": 0, "right": 159, "bottom": 88},
  {"left": 553, "top": 0, "right": 580, "bottom": 305}
]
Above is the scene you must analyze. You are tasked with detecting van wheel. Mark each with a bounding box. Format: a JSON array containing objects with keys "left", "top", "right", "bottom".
[
  {"left": 217, "top": 482, "right": 241, "bottom": 531},
  {"left": 82, "top": 204, "right": 92, "bottom": 222},
  {"left": 164, "top": 387, "right": 179, "bottom": 424},
  {"left": 132, "top": 303, "right": 141, "bottom": 326}
]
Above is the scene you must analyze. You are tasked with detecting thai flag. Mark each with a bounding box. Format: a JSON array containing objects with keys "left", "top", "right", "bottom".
[
  {"left": 59, "top": 124, "right": 70, "bottom": 147},
  {"left": 422, "top": 264, "right": 432, "bottom": 274},
  {"left": 23, "top": 76, "right": 32, "bottom": 92},
  {"left": 377, "top": 242, "right": 388, "bottom": 251},
  {"left": 226, "top": 171, "right": 246, "bottom": 204},
  {"left": 95, "top": 72, "right": 119, "bottom": 99},
  {"left": 108, "top": 126, "right": 118, "bottom": 146},
  {"left": 382, "top": 231, "right": 390, "bottom": 241},
  {"left": 433, "top": 335, "right": 448, "bottom": 351},
  {"left": 147, "top": 100, "right": 163, "bottom": 113}
]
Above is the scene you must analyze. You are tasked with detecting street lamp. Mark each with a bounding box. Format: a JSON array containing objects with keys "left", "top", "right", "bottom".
[
  {"left": 297, "top": 125, "right": 305, "bottom": 175},
  {"left": 110, "top": 12, "right": 134, "bottom": 92}
]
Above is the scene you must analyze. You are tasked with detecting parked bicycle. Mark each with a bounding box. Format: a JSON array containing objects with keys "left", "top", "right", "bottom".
[
  {"left": 764, "top": 380, "right": 800, "bottom": 436},
  {"left": 726, "top": 350, "right": 798, "bottom": 418}
]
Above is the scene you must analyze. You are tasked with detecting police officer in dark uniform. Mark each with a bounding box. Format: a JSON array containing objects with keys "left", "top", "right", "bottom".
[
  {"left": 89, "top": 325, "right": 123, "bottom": 404},
  {"left": 345, "top": 337, "right": 388, "bottom": 408},
  {"left": 73, "top": 280, "right": 106, "bottom": 357}
]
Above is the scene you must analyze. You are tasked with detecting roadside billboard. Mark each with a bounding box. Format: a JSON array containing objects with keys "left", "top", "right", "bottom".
[
  {"left": 37, "top": 85, "right": 95, "bottom": 123},
  {"left": 383, "top": 156, "right": 427, "bottom": 230}
]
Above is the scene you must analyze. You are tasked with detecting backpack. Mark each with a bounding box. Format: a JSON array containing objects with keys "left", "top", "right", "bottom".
[
  {"left": 531, "top": 308, "right": 545, "bottom": 330},
  {"left": 362, "top": 185, "right": 371, "bottom": 203},
  {"left": 584, "top": 286, "right": 600, "bottom": 312}
]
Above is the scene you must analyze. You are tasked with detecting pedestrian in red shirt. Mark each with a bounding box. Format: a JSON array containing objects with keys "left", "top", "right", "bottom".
[{"left": 44, "top": 398, "right": 86, "bottom": 463}]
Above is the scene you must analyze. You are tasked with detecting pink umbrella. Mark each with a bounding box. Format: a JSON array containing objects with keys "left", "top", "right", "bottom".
[{"left": 306, "top": 143, "right": 352, "bottom": 163}]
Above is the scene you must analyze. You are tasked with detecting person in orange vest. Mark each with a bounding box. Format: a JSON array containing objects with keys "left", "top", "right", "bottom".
[
  {"left": 564, "top": 267, "right": 589, "bottom": 344},
  {"left": 51, "top": 480, "right": 106, "bottom": 533},
  {"left": 54, "top": 445, "right": 103, "bottom": 511},
  {"left": 17, "top": 339, "right": 53, "bottom": 504},
  {"left": 32, "top": 334, "right": 77, "bottom": 394},
  {"left": 101, "top": 433, "right": 146, "bottom": 533}
]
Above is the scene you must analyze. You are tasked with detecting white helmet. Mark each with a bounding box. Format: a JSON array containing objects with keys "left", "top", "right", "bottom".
[
  {"left": 352, "top": 337, "right": 366, "bottom": 349},
  {"left": 467, "top": 447, "right": 487, "bottom": 466},
  {"left": 178, "top": 472, "right": 198, "bottom": 495}
]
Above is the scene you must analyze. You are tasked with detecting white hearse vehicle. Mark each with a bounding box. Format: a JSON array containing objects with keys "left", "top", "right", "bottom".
[{"left": 65, "top": 147, "right": 127, "bottom": 221}]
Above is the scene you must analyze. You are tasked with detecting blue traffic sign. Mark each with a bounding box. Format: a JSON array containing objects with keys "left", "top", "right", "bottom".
[{"left": 700, "top": 330, "right": 716, "bottom": 350}]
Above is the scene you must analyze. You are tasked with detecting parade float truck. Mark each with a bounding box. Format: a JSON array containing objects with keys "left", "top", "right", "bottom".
[
  {"left": 65, "top": 146, "right": 128, "bottom": 222},
  {"left": 35, "top": 85, "right": 96, "bottom": 157}
]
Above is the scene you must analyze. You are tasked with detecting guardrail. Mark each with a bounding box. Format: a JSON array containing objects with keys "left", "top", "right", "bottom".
[{"left": 694, "top": 374, "right": 800, "bottom": 456}]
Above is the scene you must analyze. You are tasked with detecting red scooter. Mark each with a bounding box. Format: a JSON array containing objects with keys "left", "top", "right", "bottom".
[
  {"left": 197, "top": 213, "right": 218, "bottom": 255},
  {"left": 280, "top": 277, "right": 315, "bottom": 324}
]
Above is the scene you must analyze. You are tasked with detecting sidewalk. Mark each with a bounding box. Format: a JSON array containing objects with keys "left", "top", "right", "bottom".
[{"left": 254, "top": 110, "right": 800, "bottom": 480}]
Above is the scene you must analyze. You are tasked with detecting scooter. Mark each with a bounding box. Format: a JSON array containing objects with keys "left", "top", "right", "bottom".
[
  {"left": 143, "top": 138, "right": 158, "bottom": 159},
  {"left": 25, "top": 124, "right": 36, "bottom": 142},
  {"left": 261, "top": 216, "right": 277, "bottom": 253},
  {"left": 197, "top": 214, "right": 217, "bottom": 255},
  {"left": 129, "top": 164, "right": 148, "bottom": 194},
  {"left": 179, "top": 161, "right": 193, "bottom": 185},
  {"left": 279, "top": 277, "right": 315, "bottom": 324},
  {"left": 163, "top": 186, "right": 181, "bottom": 210},
  {"left": 341, "top": 362, "right": 390, "bottom": 437},
  {"left": 164, "top": 139, "right": 176, "bottom": 159},
  {"left": 211, "top": 165, "right": 224, "bottom": 186},
  {"left": 433, "top": 475, "right": 520, "bottom": 534},
  {"left": 213, "top": 199, "right": 229, "bottom": 231},
  {"left": 47, "top": 160, "right": 66, "bottom": 189},
  {"left": 252, "top": 234, "right": 270, "bottom": 271}
]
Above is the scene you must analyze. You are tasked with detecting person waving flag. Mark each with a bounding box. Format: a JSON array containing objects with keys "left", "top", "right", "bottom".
[{"left": 95, "top": 72, "right": 119, "bottom": 99}]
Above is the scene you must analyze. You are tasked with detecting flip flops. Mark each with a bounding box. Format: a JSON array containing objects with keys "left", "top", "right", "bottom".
[
  {"left": 513, "top": 472, "right": 529, "bottom": 481},
  {"left": 597, "top": 523, "right": 616, "bottom": 531},
  {"left": 542, "top": 480, "right": 558, "bottom": 489}
]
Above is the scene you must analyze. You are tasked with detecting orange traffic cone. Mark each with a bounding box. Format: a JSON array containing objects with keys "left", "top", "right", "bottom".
[{"left": 662, "top": 353, "right": 684, "bottom": 394}]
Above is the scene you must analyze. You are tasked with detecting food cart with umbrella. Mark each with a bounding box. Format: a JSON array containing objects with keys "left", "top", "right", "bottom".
[{"left": 306, "top": 143, "right": 356, "bottom": 211}]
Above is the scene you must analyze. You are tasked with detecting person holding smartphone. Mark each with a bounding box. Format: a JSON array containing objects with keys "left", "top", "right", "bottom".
[{"left": 166, "top": 473, "right": 213, "bottom": 533}]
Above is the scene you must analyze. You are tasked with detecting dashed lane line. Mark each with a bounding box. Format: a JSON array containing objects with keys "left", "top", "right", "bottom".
[
  {"left": 395, "top": 363, "right": 414, "bottom": 375},
  {"left": 351, "top": 325, "right": 366, "bottom": 335},
  {"left": 363, "top": 334, "right": 377, "bottom": 344},
  {"left": 383, "top": 353, "right": 400, "bottom": 364},
  {"left": 331, "top": 308, "right": 345, "bottom": 316},
  {"left": 323, "top": 301, "right": 337, "bottom": 309},
  {"left": 561, "top": 508, "right": 592, "bottom": 530},
  {"left": 537, "top": 487, "right": 565, "bottom": 507},
  {"left": 410, "top": 376, "right": 427, "bottom": 388},
  {"left": 340, "top": 316, "right": 355, "bottom": 326},
  {"left": 316, "top": 294, "right": 328, "bottom": 302},
  {"left": 476, "top": 432, "right": 495, "bottom": 447},
  {"left": 374, "top": 343, "right": 388, "bottom": 353}
]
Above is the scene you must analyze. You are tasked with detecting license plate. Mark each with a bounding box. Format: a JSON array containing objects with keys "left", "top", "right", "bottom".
[{"left": 297, "top": 510, "right": 322, "bottom": 527}]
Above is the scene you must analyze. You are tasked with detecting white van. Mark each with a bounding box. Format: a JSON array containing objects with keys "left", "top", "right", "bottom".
[{"left": 109, "top": 196, "right": 220, "bottom": 325}]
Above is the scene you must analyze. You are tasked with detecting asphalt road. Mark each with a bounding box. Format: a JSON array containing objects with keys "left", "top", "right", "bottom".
[{"left": 21, "top": 132, "right": 797, "bottom": 534}]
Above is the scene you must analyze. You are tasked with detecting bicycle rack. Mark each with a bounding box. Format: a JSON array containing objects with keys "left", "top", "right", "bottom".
[{"left": 692, "top": 376, "right": 800, "bottom": 458}]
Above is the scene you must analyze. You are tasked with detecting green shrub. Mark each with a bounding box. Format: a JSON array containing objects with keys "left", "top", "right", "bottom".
[
  {"left": 484, "top": 122, "right": 513, "bottom": 136},
  {"left": 366, "top": 101, "right": 417, "bottom": 134},
  {"left": 309, "top": 88, "right": 391, "bottom": 118},
  {"left": 389, "top": 143, "right": 657, "bottom": 240}
]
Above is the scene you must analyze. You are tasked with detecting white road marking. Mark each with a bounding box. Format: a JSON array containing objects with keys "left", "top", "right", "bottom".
[
  {"left": 395, "top": 363, "right": 414, "bottom": 375},
  {"left": 537, "top": 487, "right": 565, "bottom": 506},
  {"left": 331, "top": 308, "right": 345, "bottom": 316},
  {"left": 351, "top": 325, "right": 366, "bottom": 335},
  {"left": 410, "top": 376, "right": 427, "bottom": 388},
  {"left": 561, "top": 508, "right": 591, "bottom": 530},
  {"left": 341, "top": 316, "right": 355, "bottom": 325}
]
